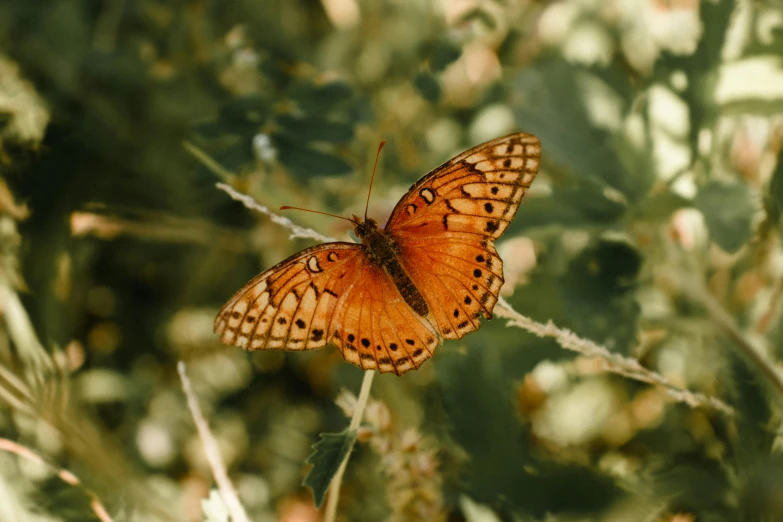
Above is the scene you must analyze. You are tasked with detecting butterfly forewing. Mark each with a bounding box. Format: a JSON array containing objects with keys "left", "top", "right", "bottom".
[
  {"left": 215, "top": 242, "right": 440, "bottom": 375},
  {"left": 214, "top": 243, "right": 364, "bottom": 351},
  {"left": 386, "top": 133, "right": 541, "bottom": 339}
]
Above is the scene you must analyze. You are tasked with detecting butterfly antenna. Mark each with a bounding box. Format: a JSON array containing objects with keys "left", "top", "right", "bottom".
[
  {"left": 279, "top": 206, "right": 354, "bottom": 223},
  {"left": 365, "top": 140, "right": 386, "bottom": 221}
]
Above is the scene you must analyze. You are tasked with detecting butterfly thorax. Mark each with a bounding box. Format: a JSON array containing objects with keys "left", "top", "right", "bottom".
[{"left": 351, "top": 215, "right": 429, "bottom": 317}]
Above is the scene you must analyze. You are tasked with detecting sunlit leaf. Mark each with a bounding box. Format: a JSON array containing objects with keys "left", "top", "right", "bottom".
[{"left": 513, "top": 61, "right": 647, "bottom": 201}]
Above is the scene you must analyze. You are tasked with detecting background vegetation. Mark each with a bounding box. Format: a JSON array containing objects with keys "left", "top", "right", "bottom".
[{"left": 2, "top": 0, "right": 783, "bottom": 520}]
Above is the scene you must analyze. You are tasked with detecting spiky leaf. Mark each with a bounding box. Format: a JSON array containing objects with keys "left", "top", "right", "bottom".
[{"left": 303, "top": 429, "right": 358, "bottom": 508}]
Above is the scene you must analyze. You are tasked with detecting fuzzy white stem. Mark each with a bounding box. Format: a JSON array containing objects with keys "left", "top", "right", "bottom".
[
  {"left": 177, "top": 361, "right": 250, "bottom": 522},
  {"left": 495, "top": 297, "right": 734, "bottom": 416}
]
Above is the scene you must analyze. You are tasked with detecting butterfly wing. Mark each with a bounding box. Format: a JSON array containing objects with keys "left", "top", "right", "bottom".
[
  {"left": 215, "top": 242, "right": 438, "bottom": 375},
  {"left": 385, "top": 132, "right": 541, "bottom": 339},
  {"left": 328, "top": 257, "right": 439, "bottom": 374},
  {"left": 215, "top": 243, "right": 364, "bottom": 351}
]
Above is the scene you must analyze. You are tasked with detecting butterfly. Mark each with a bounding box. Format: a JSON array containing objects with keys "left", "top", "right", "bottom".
[{"left": 214, "top": 133, "right": 541, "bottom": 375}]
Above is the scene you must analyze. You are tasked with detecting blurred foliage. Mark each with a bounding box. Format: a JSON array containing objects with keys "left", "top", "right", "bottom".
[{"left": 2, "top": 0, "right": 783, "bottom": 521}]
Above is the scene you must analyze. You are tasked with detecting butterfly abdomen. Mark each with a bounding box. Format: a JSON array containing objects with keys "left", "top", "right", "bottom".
[{"left": 356, "top": 219, "right": 429, "bottom": 317}]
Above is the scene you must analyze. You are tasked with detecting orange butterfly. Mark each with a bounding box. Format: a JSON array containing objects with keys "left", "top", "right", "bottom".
[{"left": 215, "top": 133, "right": 541, "bottom": 375}]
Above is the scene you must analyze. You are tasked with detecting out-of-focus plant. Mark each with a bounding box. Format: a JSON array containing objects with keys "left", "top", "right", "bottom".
[{"left": 2, "top": 0, "right": 783, "bottom": 521}]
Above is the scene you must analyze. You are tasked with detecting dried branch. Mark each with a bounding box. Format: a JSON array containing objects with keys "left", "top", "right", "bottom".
[{"left": 177, "top": 361, "right": 250, "bottom": 522}]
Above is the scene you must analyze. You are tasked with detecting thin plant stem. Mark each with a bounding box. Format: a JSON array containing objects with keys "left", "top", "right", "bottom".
[
  {"left": 495, "top": 297, "right": 734, "bottom": 416},
  {"left": 324, "top": 370, "right": 376, "bottom": 522},
  {"left": 216, "top": 182, "right": 338, "bottom": 243},
  {"left": 0, "top": 438, "right": 115, "bottom": 522},
  {"left": 685, "top": 283, "right": 783, "bottom": 401},
  {"left": 177, "top": 361, "right": 251, "bottom": 522}
]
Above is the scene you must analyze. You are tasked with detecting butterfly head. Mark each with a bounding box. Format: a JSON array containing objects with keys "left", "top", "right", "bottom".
[{"left": 352, "top": 215, "right": 380, "bottom": 240}]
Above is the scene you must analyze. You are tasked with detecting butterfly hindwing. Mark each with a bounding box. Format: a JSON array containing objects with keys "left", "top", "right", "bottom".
[
  {"left": 397, "top": 238, "right": 505, "bottom": 339},
  {"left": 328, "top": 259, "right": 439, "bottom": 374},
  {"left": 386, "top": 133, "right": 541, "bottom": 339}
]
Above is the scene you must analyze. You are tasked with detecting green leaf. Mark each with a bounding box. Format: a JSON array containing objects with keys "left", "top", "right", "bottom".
[
  {"left": 694, "top": 181, "right": 757, "bottom": 253},
  {"left": 560, "top": 238, "right": 642, "bottom": 353},
  {"left": 288, "top": 80, "right": 354, "bottom": 114},
  {"left": 413, "top": 71, "right": 441, "bottom": 103},
  {"left": 513, "top": 61, "right": 648, "bottom": 201},
  {"left": 430, "top": 39, "right": 462, "bottom": 72},
  {"left": 303, "top": 429, "right": 358, "bottom": 508},
  {"left": 218, "top": 95, "right": 272, "bottom": 134},
  {"left": 274, "top": 134, "right": 353, "bottom": 178},
  {"left": 275, "top": 114, "right": 354, "bottom": 143},
  {"left": 432, "top": 326, "right": 620, "bottom": 517}
]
